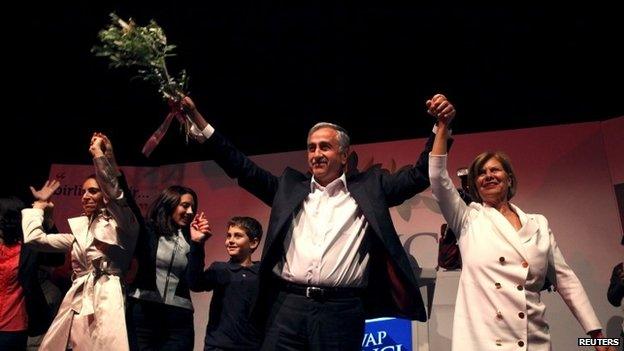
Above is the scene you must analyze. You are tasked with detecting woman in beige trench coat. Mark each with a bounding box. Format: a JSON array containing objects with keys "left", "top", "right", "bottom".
[{"left": 21, "top": 133, "right": 139, "bottom": 351}]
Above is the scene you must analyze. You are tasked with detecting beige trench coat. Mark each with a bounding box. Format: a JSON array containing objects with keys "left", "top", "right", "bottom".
[
  {"left": 22, "top": 156, "right": 139, "bottom": 351},
  {"left": 430, "top": 155, "right": 602, "bottom": 351}
]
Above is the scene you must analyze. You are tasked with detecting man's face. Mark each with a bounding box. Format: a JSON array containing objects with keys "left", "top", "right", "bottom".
[
  {"left": 307, "top": 127, "right": 347, "bottom": 186},
  {"left": 81, "top": 178, "right": 104, "bottom": 216}
]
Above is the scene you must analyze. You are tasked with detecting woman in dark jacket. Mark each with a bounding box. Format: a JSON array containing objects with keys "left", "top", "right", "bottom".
[{"left": 127, "top": 186, "right": 210, "bottom": 350}]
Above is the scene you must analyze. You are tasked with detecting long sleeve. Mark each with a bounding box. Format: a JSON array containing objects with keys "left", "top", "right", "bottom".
[
  {"left": 94, "top": 156, "right": 122, "bottom": 202},
  {"left": 186, "top": 237, "right": 221, "bottom": 293},
  {"left": 200, "top": 131, "right": 280, "bottom": 207},
  {"left": 21, "top": 208, "right": 74, "bottom": 252},
  {"left": 116, "top": 170, "right": 145, "bottom": 230},
  {"left": 428, "top": 154, "right": 471, "bottom": 237},
  {"left": 34, "top": 224, "right": 67, "bottom": 266},
  {"left": 546, "top": 229, "right": 602, "bottom": 333},
  {"left": 607, "top": 262, "right": 624, "bottom": 307},
  {"left": 380, "top": 133, "right": 454, "bottom": 207},
  {"left": 93, "top": 156, "right": 139, "bottom": 250},
  {"left": 380, "top": 133, "right": 434, "bottom": 207},
  {"left": 186, "top": 241, "right": 210, "bottom": 292},
  {"left": 117, "top": 171, "right": 149, "bottom": 260}
]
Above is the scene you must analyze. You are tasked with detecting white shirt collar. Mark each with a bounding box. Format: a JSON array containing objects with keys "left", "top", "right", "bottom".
[{"left": 310, "top": 172, "right": 348, "bottom": 193}]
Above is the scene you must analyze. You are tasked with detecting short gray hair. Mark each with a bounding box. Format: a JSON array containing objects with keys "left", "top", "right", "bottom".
[{"left": 307, "top": 122, "right": 350, "bottom": 153}]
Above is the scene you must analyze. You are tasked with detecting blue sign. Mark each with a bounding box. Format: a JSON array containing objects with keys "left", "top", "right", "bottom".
[{"left": 362, "top": 317, "right": 412, "bottom": 351}]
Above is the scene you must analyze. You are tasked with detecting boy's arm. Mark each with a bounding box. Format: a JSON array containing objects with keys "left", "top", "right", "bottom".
[
  {"left": 186, "top": 241, "right": 219, "bottom": 292},
  {"left": 187, "top": 213, "right": 214, "bottom": 291},
  {"left": 187, "top": 240, "right": 208, "bottom": 291}
]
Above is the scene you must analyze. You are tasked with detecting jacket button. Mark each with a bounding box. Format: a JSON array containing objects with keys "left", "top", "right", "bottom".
[
  {"left": 521, "top": 261, "right": 529, "bottom": 268},
  {"left": 518, "top": 312, "right": 525, "bottom": 319},
  {"left": 517, "top": 285, "right": 524, "bottom": 291},
  {"left": 495, "top": 282, "right": 502, "bottom": 289},
  {"left": 496, "top": 311, "right": 503, "bottom": 319},
  {"left": 518, "top": 340, "right": 525, "bottom": 347},
  {"left": 499, "top": 256, "right": 505, "bottom": 263}
]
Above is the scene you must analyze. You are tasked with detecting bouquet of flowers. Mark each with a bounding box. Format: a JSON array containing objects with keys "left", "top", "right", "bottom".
[{"left": 92, "top": 13, "right": 191, "bottom": 156}]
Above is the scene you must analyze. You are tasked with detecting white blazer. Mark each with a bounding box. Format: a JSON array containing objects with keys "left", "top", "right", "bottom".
[{"left": 429, "top": 154, "right": 601, "bottom": 351}]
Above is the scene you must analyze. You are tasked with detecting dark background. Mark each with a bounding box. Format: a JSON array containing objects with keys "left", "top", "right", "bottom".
[{"left": 3, "top": 3, "right": 623, "bottom": 199}]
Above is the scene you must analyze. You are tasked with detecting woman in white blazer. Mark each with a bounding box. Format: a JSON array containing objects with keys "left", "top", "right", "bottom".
[{"left": 426, "top": 94, "right": 613, "bottom": 351}]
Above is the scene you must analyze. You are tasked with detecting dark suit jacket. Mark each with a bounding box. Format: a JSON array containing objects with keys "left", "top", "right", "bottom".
[
  {"left": 202, "top": 130, "right": 440, "bottom": 324},
  {"left": 18, "top": 244, "right": 65, "bottom": 336}
]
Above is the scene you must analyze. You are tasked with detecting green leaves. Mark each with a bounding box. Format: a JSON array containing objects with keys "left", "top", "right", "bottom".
[{"left": 92, "top": 13, "right": 188, "bottom": 101}]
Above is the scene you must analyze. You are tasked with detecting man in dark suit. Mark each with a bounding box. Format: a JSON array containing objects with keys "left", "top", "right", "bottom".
[{"left": 181, "top": 93, "right": 455, "bottom": 350}]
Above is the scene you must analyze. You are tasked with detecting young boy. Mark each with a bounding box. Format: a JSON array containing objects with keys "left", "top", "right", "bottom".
[{"left": 188, "top": 216, "right": 263, "bottom": 351}]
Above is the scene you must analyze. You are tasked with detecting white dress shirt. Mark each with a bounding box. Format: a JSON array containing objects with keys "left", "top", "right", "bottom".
[{"left": 273, "top": 174, "right": 370, "bottom": 287}]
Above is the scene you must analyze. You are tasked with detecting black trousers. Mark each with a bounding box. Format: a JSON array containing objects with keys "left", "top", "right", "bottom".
[
  {"left": 127, "top": 298, "right": 194, "bottom": 351},
  {"left": 260, "top": 291, "right": 365, "bottom": 351},
  {"left": 0, "top": 330, "right": 27, "bottom": 351}
]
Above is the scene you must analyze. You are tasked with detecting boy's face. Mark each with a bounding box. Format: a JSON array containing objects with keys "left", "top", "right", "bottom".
[{"left": 225, "top": 224, "right": 258, "bottom": 260}]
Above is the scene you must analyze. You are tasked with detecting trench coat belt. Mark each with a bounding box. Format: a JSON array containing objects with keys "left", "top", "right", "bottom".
[{"left": 69, "top": 257, "right": 122, "bottom": 315}]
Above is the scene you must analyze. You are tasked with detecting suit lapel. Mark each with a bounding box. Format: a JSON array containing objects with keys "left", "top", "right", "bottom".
[
  {"left": 349, "top": 173, "right": 405, "bottom": 262},
  {"left": 482, "top": 205, "right": 529, "bottom": 262},
  {"left": 349, "top": 172, "right": 424, "bottom": 317},
  {"left": 348, "top": 178, "right": 383, "bottom": 242},
  {"left": 512, "top": 204, "right": 539, "bottom": 243},
  {"left": 263, "top": 175, "right": 310, "bottom": 258}
]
